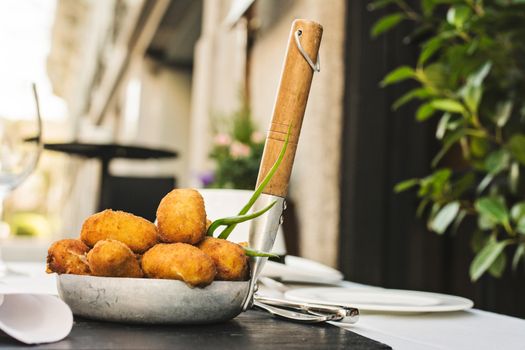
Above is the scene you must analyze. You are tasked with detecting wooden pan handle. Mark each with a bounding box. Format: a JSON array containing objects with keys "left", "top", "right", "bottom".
[{"left": 256, "top": 19, "right": 323, "bottom": 197}]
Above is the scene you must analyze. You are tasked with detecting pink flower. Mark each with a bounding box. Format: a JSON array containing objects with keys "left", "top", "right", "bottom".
[
  {"left": 214, "top": 133, "right": 231, "bottom": 146},
  {"left": 251, "top": 131, "right": 264, "bottom": 143},
  {"left": 230, "top": 141, "right": 251, "bottom": 159}
]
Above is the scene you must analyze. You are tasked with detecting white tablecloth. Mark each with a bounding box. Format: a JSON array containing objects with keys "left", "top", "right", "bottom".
[
  {"left": 4, "top": 263, "right": 525, "bottom": 349},
  {"left": 339, "top": 307, "right": 525, "bottom": 349},
  {"left": 261, "top": 280, "right": 525, "bottom": 349}
]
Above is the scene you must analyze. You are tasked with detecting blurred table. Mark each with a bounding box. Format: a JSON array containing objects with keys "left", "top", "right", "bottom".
[
  {"left": 0, "top": 238, "right": 51, "bottom": 262},
  {"left": 44, "top": 143, "right": 177, "bottom": 160},
  {"left": 43, "top": 143, "right": 177, "bottom": 211}
]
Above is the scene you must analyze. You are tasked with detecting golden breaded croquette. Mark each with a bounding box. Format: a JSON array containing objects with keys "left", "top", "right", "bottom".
[
  {"left": 142, "top": 243, "right": 216, "bottom": 287},
  {"left": 46, "top": 239, "right": 90, "bottom": 275},
  {"left": 80, "top": 209, "right": 157, "bottom": 253},
  {"left": 198, "top": 237, "right": 249, "bottom": 281},
  {"left": 156, "top": 189, "right": 207, "bottom": 244},
  {"left": 87, "top": 239, "right": 143, "bottom": 278}
]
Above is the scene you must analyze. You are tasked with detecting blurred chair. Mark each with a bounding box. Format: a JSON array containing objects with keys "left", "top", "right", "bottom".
[
  {"left": 102, "top": 176, "right": 176, "bottom": 222},
  {"left": 43, "top": 142, "right": 177, "bottom": 223}
]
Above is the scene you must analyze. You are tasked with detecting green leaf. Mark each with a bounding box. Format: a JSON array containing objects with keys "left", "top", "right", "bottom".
[
  {"left": 512, "top": 244, "right": 525, "bottom": 270},
  {"left": 476, "top": 174, "right": 494, "bottom": 194},
  {"left": 470, "top": 136, "right": 489, "bottom": 158},
  {"left": 460, "top": 84, "right": 482, "bottom": 114},
  {"left": 416, "top": 103, "right": 436, "bottom": 121},
  {"left": 475, "top": 197, "right": 510, "bottom": 225},
  {"left": 470, "top": 240, "right": 510, "bottom": 281},
  {"left": 420, "top": 63, "right": 448, "bottom": 88},
  {"left": 510, "top": 202, "right": 525, "bottom": 223},
  {"left": 451, "top": 209, "right": 467, "bottom": 234},
  {"left": 371, "top": 13, "right": 405, "bottom": 37},
  {"left": 430, "top": 201, "right": 460, "bottom": 234},
  {"left": 419, "top": 36, "right": 443, "bottom": 65},
  {"left": 484, "top": 150, "right": 510, "bottom": 175},
  {"left": 451, "top": 172, "right": 475, "bottom": 198},
  {"left": 459, "top": 63, "right": 491, "bottom": 114},
  {"left": 427, "top": 202, "right": 442, "bottom": 231},
  {"left": 430, "top": 99, "right": 467, "bottom": 114},
  {"left": 446, "top": 118, "right": 464, "bottom": 132},
  {"left": 468, "top": 62, "right": 492, "bottom": 88},
  {"left": 431, "top": 129, "right": 465, "bottom": 167},
  {"left": 466, "top": 37, "right": 480, "bottom": 55},
  {"left": 418, "top": 169, "right": 451, "bottom": 197},
  {"left": 494, "top": 101, "right": 513, "bottom": 128},
  {"left": 447, "top": 5, "right": 471, "bottom": 28},
  {"left": 471, "top": 230, "right": 489, "bottom": 253},
  {"left": 488, "top": 251, "right": 507, "bottom": 278},
  {"left": 381, "top": 66, "right": 415, "bottom": 87},
  {"left": 393, "top": 88, "right": 430, "bottom": 110},
  {"left": 421, "top": 0, "right": 436, "bottom": 16},
  {"left": 509, "top": 162, "right": 520, "bottom": 194},
  {"left": 394, "top": 178, "right": 419, "bottom": 193},
  {"left": 436, "top": 113, "right": 451, "bottom": 139},
  {"left": 506, "top": 135, "right": 525, "bottom": 166},
  {"left": 367, "top": 0, "right": 396, "bottom": 11},
  {"left": 516, "top": 217, "right": 525, "bottom": 235},
  {"left": 477, "top": 211, "right": 496, "bottom": 230},
  {"left": 416, "top": 198, "right": 430, "bottom": 218}
]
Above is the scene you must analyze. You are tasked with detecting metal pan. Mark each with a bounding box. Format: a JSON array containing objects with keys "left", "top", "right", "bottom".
[
  {"left": 57, "top": 274, "right": 249, "bottom": 324},
  {"left": 57, "top": 274, "right": 358, "bottom": 324}
]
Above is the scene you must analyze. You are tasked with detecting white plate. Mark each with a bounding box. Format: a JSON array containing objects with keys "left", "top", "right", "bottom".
[
  {"left": 262, "top": 256, "right": 344, "bottom": 284},
  {"left": 285, "top": 287, "right": 474, "bottom": 313}
]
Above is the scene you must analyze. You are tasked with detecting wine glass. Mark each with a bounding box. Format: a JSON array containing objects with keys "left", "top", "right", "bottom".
[{"left": 0, "top": 82, "right": 42, "bottom": 276}]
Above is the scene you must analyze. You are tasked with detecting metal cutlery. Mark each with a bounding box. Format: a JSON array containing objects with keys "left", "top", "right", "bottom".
[{"left": 254, "top": 294, "right": 359, "bottom": 324}]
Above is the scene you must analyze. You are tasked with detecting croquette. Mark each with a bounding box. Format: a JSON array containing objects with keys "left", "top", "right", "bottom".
[
  {"left": 198, "top": 237, "right": 249, "bottom": 281},
  {"left": 46, "top": 239, "right": 90, "bottom": 275},
  {"left": 87, "top": 239, "right": 143, "bottom": 278},
  {"left": 80, "top": 209, "right": 157, "bottom": 253},
  {"left": 156, "top": 189, "right": 207, "bottom": 244},
  {"left": 142, "top": 243, "right": 216, "bottom": 287}
]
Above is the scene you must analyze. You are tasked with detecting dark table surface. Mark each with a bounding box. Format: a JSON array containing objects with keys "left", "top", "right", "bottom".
[{"left": 0, "top": 311, "right": 390, "bottom": 350}]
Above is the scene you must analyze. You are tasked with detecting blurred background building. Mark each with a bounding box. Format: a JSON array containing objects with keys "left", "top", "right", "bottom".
[{"left": 44, "top": 0, "right": 345, "bottom": 267}]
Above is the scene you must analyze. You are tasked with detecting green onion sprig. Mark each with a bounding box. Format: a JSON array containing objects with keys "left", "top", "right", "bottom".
[
  {"left": 243, "top": 246, "right": 279, "bottom": 258},
  {"left": 206, "top": 200, "right": 277, "bottom": 237},
  {"left": 210, "top": 125, "right": 291, "bottom": 240}
]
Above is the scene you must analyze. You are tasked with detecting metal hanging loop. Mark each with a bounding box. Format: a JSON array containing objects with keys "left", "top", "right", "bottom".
[{"left": 294, "top": 29, "right": 320, "bottom": 72}]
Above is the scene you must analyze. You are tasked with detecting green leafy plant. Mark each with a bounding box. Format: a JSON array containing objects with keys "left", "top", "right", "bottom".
[
  {"left": 371, "top": 0, "right": 525, "bottom": 281},
  {"left": 203, "top": 104, "right": 265, "bottom": 190}
]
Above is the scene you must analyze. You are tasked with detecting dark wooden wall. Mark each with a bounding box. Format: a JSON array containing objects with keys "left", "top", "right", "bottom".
[{"left": 339, "top": 0, "right": 525, "bottom": 318}]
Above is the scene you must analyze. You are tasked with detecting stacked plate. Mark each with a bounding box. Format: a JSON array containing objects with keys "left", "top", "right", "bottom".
[{"left": 262, "top": 256, "right": 473, "bottom": 313}]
